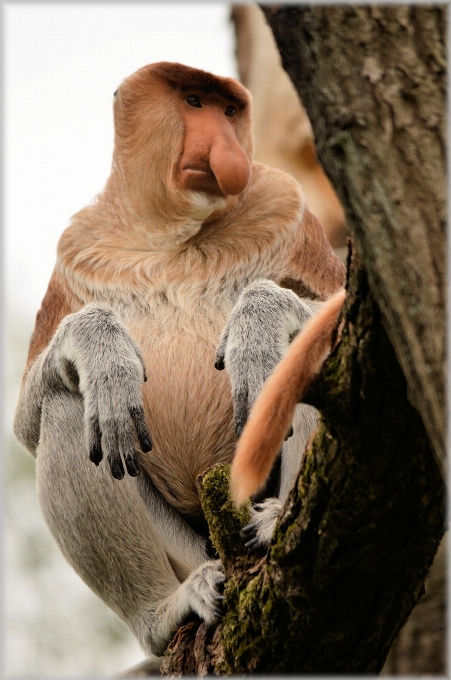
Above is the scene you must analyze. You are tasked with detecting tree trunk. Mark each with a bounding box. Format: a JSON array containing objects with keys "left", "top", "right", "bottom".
[
  {"left": 382, "top": 537, "right": 446, "bottom": 675},
  {"left": 262, "top": 4, "right": 446, "bottom": 476},
  {"left": 158, "top": 6, "right": 446, "bottom": 675}
]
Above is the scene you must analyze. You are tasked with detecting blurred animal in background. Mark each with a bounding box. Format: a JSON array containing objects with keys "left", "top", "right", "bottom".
[{"left": 14, "top": 61, "right": 344, "bottom": 663}]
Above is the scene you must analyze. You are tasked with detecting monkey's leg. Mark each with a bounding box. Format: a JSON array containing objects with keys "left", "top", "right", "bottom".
[
  {"left": 242, "top": 402, "right": 318, "bottom": 552},
  {"left": 36, "top": 391, "right": 223, "bottom": 656},
  {"left": 135, "top": 473, "right": 212, "bottom": 580}
]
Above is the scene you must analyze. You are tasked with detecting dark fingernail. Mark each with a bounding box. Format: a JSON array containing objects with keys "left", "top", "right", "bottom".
[
  {"left": 89, "top": 445, "right": 103, "bottom": 465},
  {"left": 236, "top": 424, "right": 243, "bottom": 437},
  {"left": 125, "top": 457, "right": 140, "bottom": 477},
  {"left": 140, "top": 437, "right": 152, "bottom": 453},
  {"left": 214, "top": 359, "right": 225, "bottom": 370},
  {"left": 245, "top": 537, "right": 260, "bottom": 551},
  {"left": 111, "top": 459, "right": 125, "bottom": 480},
  {"left": 285, "top": 425, "right": 294, "bottom": 440},
  {"left": 214, "top": 595, "right": 225, "bottom": 602},
  {"left": 240, "top": 524, "right": 254, "bottom": 536}
]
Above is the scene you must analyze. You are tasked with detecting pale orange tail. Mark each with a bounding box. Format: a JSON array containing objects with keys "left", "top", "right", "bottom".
[{"left": 230, "top": 288, "right": 346, "bottom": 506}]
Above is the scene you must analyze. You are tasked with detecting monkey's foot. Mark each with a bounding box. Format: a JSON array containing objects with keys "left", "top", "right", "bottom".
[
  {"left": 240, "top": 497, "right": 282, "bottom": 552},
  {"left": 140, "top": 560, "right": 225, "bottom": 657},
  {"left": 184, "top": 559, "right": 225, "bottom": 625}
]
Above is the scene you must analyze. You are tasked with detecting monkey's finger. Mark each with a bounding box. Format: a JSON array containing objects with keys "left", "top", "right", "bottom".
[
  {"left": 233, "top": 386, "right": 249, "bottom": 437},
  {"left": 213, "top": 340, "right": 226, "bottom": 369},
  {"left": 88, "top": 417, "right": 103, "bottom": 465},
  {"left": 244, "top": 537, "right": 264, "bottom": 554},
  {"left": 108, "top": 453, "right": 125, "bottom": 480},
  {"left": 85, "top": 394, "right": 103, "bottom": 465},
  {"left": 89, "top": 440, "right": 103, "bottom": 466},
  {"left": 284, "top": 425, "right": 294, "bottom": 441},
  {"left": 118, "top": 423, "right": 141, "bottom": 478},
  {"left": 104, "top": 427, "right": 124, "bottom": 479},
  {"left": 214, "top": 356, "right": 225, "bottom": 370},
  {"left": 130, "top": 405, "right": 152, "bottom": 452},
  {"left": 240, "top": 523, "right": 257, "bottom": 539},
  {"left": 124, "top": 454, "right": 140, "bottom": 476},
  {"left": 98, "top": 389, "right": 125, "bottom": 479},
  {"left": 214, "top": 577, "right": 226, "bottom": 594},
  {"left": 130, "top": 341, "right": 148, "bottom": 384},
  {"left": 212, "top": 592, "right": 225, "bottom": 616},
  {"left": 215, "top": 327, "right": 229, "bottom": 370}
]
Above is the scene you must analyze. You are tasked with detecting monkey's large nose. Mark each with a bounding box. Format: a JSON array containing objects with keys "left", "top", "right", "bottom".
[{"left": 209, "top": 135, "right": 250, "bottom": 196}]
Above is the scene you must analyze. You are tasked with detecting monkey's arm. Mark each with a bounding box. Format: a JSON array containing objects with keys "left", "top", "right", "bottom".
[
  {"left": 288, "top": 208, "right": 346, "bottom": 300},
  {"left": 14, "top": 303, "right": 152, "bottom": 478},
  {"left": 216, "top": 279, "right": 320, "bottom": 437},
  {"left": 14, "top": 270, "right": 83, "bottom": 454},
  {"left": 230, "top": 288, "right": 346, "bottom": 506}
]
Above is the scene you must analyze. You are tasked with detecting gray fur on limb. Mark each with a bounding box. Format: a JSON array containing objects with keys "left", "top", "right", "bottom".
[
  {"left": 216, "top": 280, "right": 319, "bottom": 549},
  {"left": 14, "top": 306, "right": 224, "bottom": 657}
]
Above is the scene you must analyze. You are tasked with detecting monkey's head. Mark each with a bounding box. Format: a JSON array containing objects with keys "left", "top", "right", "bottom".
[{"left": 112, "top": 62, "right": 253, "bottom": 225}]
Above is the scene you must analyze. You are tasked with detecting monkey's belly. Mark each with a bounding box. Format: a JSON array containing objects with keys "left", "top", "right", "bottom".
[{"left": 137, "top": 331, "right": 236, "bottom": 526}]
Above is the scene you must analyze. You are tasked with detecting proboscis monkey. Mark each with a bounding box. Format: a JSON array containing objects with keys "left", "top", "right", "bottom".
[{"left": 14, "top": 62, "right": 345, "bottom": 662}]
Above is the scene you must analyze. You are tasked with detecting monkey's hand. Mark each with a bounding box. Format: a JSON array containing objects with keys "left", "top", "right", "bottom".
[
  {"left": 215, "top": 280, "right": 320, "bottom": 436},
  {"left": 43, "top": 304, "right": 151, "bottom": 479},
  {"left": 240, "top": 498, "right": 282, "bottom": 553}
]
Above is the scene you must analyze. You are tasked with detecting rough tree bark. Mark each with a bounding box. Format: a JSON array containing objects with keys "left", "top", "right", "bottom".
[
  {"left": 156, "top": 6, "right": 446, "bottom": 675},
  {"left": 262, "top": 4, "right": 446, "bottom": 475}
]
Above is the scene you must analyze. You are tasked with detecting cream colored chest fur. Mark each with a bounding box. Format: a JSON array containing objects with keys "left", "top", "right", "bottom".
[{"left": 55, "top": 165, "right": 306, "bottom": 521}]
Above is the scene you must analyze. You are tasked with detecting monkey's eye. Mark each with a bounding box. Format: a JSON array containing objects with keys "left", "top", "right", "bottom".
[
  {"left": 225, "top": 105, "right": 237, "bottom": 117},
  {"left": 113, "top": 90, "right": 118, "bottom": 98},
  {"left": 186, "top": 95, "right": 202, "bottom": 108}
]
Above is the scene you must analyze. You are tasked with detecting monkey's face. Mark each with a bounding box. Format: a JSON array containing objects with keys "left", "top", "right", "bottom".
[
  {"left": 175, "top": 91, "right": 251, "bottom": 197},
  {"left": 112, "top": 63, "right": 253, "bottom": 223}
]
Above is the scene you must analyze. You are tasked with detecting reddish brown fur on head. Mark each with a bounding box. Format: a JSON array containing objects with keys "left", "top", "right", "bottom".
[{"left": 111, "top": 62, "right": 253, "bottom": 222}]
